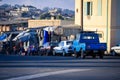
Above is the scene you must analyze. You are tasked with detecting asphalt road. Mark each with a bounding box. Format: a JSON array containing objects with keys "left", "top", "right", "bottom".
[{"left": 0, "top": 55, "right": 120, "bottom": 80}]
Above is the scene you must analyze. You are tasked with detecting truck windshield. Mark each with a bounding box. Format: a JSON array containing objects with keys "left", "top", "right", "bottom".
[
  {"left": 80, "top": 33, "right": 99, "bottom": 43},
  {"left": 82, "top": 36, "right": 95, "bottom": 39}
]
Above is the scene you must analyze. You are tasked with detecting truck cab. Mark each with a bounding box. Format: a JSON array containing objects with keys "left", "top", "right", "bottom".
[{"left": 73, "top": 31, "right": 107, "bottom": 59}]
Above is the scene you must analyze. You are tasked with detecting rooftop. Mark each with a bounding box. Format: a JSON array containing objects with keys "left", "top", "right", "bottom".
[{"left": 0, "top": 20, "right": 28, "bottom": 25}]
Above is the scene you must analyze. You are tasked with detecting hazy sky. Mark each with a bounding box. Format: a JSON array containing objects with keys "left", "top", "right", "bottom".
[{"left": 1, "top": 0, "right": 75, "bottom": 10}]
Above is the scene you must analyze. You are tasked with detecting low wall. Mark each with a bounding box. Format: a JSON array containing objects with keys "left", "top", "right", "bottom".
[{"left": 28, "top": 20, "right": 61, "bottom": 28}]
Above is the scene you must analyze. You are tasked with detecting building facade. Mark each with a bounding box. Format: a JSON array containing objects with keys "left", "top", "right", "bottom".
[
  {"left": 28, "top": 19, "right": 61, "bottom": 28},
  {"left": 0, "top": 20, "right": 28, "bottom": 33},
  {"left": 75, "top": 0, "right": 120, "bottom": 52}
]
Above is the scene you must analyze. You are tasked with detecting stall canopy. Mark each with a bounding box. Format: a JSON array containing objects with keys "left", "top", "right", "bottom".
[
  {"left": 43, "top": 27, "right": 55, "bottom": 44},
  {"left": 43, "top": 26, "right": 55, "bottom": 32},
  {"left": 12, "top": 29, "right": 35, "bottom": 42},
  {"left": 0, "top": 33, "right": 7, "bottom": 42}
]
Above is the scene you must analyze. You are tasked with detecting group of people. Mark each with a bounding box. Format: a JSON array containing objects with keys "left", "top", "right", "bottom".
[
  {"left": 13, "top": 44, "right": 39, "bottom": 56},
  {"left": 0, "top": 42, "right": 39, "bottom": 56}
]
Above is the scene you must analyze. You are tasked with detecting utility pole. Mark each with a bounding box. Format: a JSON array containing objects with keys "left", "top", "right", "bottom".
[{"left": 81, "top": 0, "right": 83, "bottom": 31}]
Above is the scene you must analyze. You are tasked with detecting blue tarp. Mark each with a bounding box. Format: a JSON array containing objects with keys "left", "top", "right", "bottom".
[
  {"left": 18, "top": 33, "right": 31, "bottom": 42},
  {"left": 43, "top": 27, "right": 55, "bottom": 44},
  {"left": 43, "top": 30, "right": 49, "bottom": 44},
  {"left": 12, "top": 30, "right": 33, "bottom": 42},
  {"left": 0, "top": 33, "right": 7, "bottom": 41}
]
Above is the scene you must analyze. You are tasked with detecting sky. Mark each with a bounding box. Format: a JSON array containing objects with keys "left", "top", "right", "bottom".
[{"left": 0, "top": 0, "right": 75, "bottom": 10}]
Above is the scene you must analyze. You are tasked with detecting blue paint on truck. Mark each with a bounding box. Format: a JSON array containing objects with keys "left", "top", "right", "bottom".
[{"left": 72, "top": 31, "right": 107, "bottom": 59}]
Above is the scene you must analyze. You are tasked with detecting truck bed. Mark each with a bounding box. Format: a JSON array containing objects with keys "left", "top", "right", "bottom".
[{"left": 86, "top": 43, "right": 107, "bottom": 51}]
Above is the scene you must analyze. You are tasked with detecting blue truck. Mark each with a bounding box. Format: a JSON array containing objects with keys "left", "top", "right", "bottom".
[{"left": 72, "top": 31, "right": 107, "bottom": 59}]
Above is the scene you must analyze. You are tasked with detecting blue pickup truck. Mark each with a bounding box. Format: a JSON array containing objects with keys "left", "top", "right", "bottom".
[{"left": 72, "top": 31, "right": 107, "bottom": 59}]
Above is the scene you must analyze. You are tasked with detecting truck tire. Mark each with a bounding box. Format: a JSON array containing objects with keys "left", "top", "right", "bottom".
[
  {"left": 99, "top": 51, "right": 104, "bottom": 59},
  {"left": 100, "top": 54, "right": 103, "bottom": 59},
  {"left": 92, "top": 54, "right": 96, "bottom": 59},
  {"left": 74, "top": 50, "right": 79, "bottom": 58}
]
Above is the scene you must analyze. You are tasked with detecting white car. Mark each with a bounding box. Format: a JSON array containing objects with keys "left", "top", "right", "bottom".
[
  {"left": 111, "top": 44, "right": 120, "bottom": 56},
  {"left": 53, "top": 41, "right": 73, "bottom": 56}
]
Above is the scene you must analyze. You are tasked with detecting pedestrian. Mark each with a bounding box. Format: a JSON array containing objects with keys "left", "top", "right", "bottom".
[
  {"left": 13, "top": 45, "right": 17, "bottom": 55},
  {"left": 6, "top": 46, "right": 10, "bottom": 55},
  {"left": 19, "top": 46, "right": 25, "bottom": 56},
  {"left": 31, "top": 45, "right": 35, "bottom": 55},
  {"left": 27, "top": 46, "right": 31, "bottom": 56}
]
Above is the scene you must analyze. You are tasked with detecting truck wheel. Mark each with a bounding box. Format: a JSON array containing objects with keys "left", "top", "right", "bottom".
[
  {"left": 74, "top": 50, "right": 79, "bottom": 58},
  {"left": 99, "top": 51, "right": 104, "bottom": 59},
  {"left": 92, "top": 54, "right": 96, "bottom": 59},
  {"left": 100, "top": 55, "right": 103, "bottom": 59}
]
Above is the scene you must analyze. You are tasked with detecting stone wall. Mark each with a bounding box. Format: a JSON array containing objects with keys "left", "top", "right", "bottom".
[{"left": 28, "top": 20, "right": 61, "bottom": 28}]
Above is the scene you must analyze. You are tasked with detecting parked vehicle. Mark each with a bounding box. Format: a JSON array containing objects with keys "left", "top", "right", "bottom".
[
  {"left": 72, "top": 31, "right": 107, "bottom": 59},
  {"left": 45, "top": 42, "right": 59, "bottom": 56},
  {"left": 111, "top": 44, "right": 120, "bottom": 56},
  {"left": 53, "top": 41, "right": 73, "bottom": 56},
  {"left": 39, "top": 42, "right": 58, "bottom": 56}
]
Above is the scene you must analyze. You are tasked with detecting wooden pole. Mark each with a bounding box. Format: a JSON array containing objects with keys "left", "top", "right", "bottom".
[{"left": 81, "top": 0, "right": 83, "bottom": 31}]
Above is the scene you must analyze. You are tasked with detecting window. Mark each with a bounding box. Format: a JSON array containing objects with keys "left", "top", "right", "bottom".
[
  {"left": 98, "top": 0, "right": 102, "bottom": 16},
  {"left": 59, "top": 42, "right": 64, "bottom": 46},
  {"left": 98, "top": 34, "right": 102, "bottom": 38},
  {"left": 87, "top": 2, "right": 91, "bottom": 15},
  {"left": 66, "top": 41, "right": 73, "bottom": 45},
  {"left": 84, "top": 2, "right": 93, "bottom": 16},
  {"left": 76, "top": 8, "right": 78, "bottom": 13},
  {"left": 97, "top": 31, "right": 104, "bottom": 38},
  {"left": 82, "top": 36, "right": 95, "bottom": 40}
]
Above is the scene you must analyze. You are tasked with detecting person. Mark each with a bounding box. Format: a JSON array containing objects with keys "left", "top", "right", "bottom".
[
  {"left": 19, "top": 46, "right": 25, "bottom": 56},
  {"left": 13, "top": 45, "right": 17, "bottom": 55},
  {"left": 31, "top": 45, "right": 35, "bottom": 55},
  {"left": 27, "top": 46, "right": 31, "bottom": 56},
  {"left": 6, "top": 46, "right": 10, "bottom": 55},
  {"left": 19, "top": 42, "right": 25, "bottom": 56}
]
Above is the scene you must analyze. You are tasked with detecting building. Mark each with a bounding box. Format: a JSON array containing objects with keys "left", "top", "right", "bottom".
[
  {"left": 0, "top": 20, "right": 28, "bottom": 33},
  {"left": 28, "top": 18, "right": 61, "bottom": 28},
  {"left": 21, "top": 6, "right": 29, "bottom": 12},
  {"left": 75, "top": 0, "right": 120, "bottom": 52}
]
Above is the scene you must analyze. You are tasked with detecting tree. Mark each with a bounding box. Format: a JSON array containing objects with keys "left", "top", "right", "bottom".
[
  {"left": 43, "top": 7, "right": 50, "bottom": 12},
  {"left": 56, "top": 15, "right": 64, "bottom": 20},
  {"left": 40, "top": 12, "right": 51, "bottom": 19}
]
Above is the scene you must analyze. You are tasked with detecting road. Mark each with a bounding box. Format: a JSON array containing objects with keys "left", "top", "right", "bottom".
[{"left": 0, "top": 55, "right": 120, "bottom": 80}]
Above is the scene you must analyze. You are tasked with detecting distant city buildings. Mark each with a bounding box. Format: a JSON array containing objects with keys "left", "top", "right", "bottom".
[
  {"left": 0, "top": 4, "right": 74, "bottom": 21},
  {"left": 0, "top": 4, "right": 75, "bottom": 34}
]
